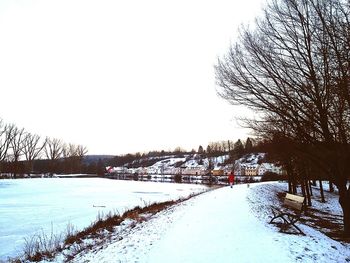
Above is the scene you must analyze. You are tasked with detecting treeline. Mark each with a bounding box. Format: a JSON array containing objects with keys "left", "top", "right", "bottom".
[
  {"left": 107, "top": 138, "right": 254, "bottom": 168},
  {"left": 0, "top": 118, "right": 89, "bottom": 177},
  {"left": 205, "top": 138, "right": 253, "bottom": 158}
]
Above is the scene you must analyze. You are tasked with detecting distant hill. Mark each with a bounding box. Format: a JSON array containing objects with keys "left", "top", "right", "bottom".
[
  {"left": 235, "top": 153, "right": 265, "bottom": 166},
  {"left": 93, "top": 152, "right": 270, "bottom": 174},
  {"left": 83, "top": 155, "right": 115, "bottom": 165}
]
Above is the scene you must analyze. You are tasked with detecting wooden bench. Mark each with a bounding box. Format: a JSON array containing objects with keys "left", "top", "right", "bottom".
[{"left": 270, "top": 193, "right": 305, "bottom": 235}]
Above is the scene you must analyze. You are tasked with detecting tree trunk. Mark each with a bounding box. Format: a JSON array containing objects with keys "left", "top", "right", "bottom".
[
  {"left": 301, "top": 181, "right": 306, "bottom": 204},
  {"left": 309, "top": 180, "right": 313, "bottom": 196},
  {"left": 26, "top": 160, "right": 33, "bottom": 176},
  {"left": 287, "top": 171, "right": 293, "bottom": 193},
  {"left": 291, "top": 172, "right": 297, "bottom": 194},
  {"left": 305, "top": 180, "right": 312, "bottom": 206},
  {"left": 319, "top": 180, "right": 325, "bottom": 203},
  {"left": 292, "top": 181, "right": 297, "bottom": 194},
  {"left": 338, "top": 184, "right": 350, "bottom": 237},
  {"left": 288, "top": 180, "right": 292, "bottom": 193},
  {"left": 329, "top": 180, "right": 334, "bottom": 192}
]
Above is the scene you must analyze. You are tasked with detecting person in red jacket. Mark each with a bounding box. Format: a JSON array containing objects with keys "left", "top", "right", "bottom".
[{"left": 228, "top": 171, "right": 235, "bottom": 188}]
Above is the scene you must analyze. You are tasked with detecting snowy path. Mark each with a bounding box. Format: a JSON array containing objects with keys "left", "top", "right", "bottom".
[
  {"left": 71, "top": 183, "right": 350, "bottom": 263},
  {"left": 148, "top": 184, "right": 290, "bottom": 263}
]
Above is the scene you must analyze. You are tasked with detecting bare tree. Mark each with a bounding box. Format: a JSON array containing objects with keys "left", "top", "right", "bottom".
[
  {"left": 76, "top": 144, "right": 88, "bottom": 173},
  {"left": 76, "top": 144, "right": 88, "bottom": 158},
  {"left": 0, "top": 121, "right": 14, "bottom": 162},
  {"left": 62, "top": 144, "right": 88, "bottom": 174},
  {"left": 61, "top": 143, "right": 69, "bottom": 173},
  {"left": 0, "top": 121, "right": 16, "bottom": 174},
  {"left": 22, "top": 133, "right": 47, "bottom": 176},
  {"left": 216, "top": 0, "right": 350, "bottom": 235},
  {"left": 45, "top": 138, "right": 64, "bottom": 174},
  {"left": 9, "top": 125, "right": 26, "bottom": 178}
]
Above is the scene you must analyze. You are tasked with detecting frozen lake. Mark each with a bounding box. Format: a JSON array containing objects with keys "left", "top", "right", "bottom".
[{"left": 0, "top": 178, "right": 208, "bottom": 260}]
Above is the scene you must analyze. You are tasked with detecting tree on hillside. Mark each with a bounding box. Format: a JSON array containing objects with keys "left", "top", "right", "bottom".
[
  {"left": 216, "top": 0, "right": 350, "bottom": 235},
  {"left": 173, "top": 147, "right": 185, "bottom": 154},
  {"left": 233, "top": 139, "right": 244, "bottom": 158},
  {"left": 198, "top": 145, "right": 204, "bottom": 154},
  {"left": 206, "top": 145, "right": 212, "bottom": 155},
  {"left": 245, "top": 137, "right": 253, "bottom": 153},
  {"left": 227, "top": 140, "right": 233, "bottom": 153}
]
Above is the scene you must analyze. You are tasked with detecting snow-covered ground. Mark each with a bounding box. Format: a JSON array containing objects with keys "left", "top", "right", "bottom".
[
  {"left": 0, "top": 178, "right": 208, "bottom": 261},
  {"left": 61, "top": 182, "right": 350, "bottom": 263}
]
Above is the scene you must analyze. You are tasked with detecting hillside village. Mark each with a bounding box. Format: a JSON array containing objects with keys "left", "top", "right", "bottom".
[{"left": 106, "top": 152, "right": 284, "bottom": 179}]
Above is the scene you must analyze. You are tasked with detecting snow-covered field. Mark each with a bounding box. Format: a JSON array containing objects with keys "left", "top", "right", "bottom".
[
  {"left": 0, "top": 178, "right": 209, "bottom": 260},
  {"left": 58, "top": 182, "right": 350, "bottom": 263}
]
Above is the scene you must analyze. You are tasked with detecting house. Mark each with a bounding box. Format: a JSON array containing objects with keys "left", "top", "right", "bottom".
[
  {"left": 164, "top": 167, "right": 182, "bottom": 175},
  {"left": 136, "top": 167, "right": 148, "bottom": 175},
  {"left": 211, "top": 169, "right": 225, "bottom": 176},
  {"left": 245, "top": 164, "right": 259, "bottom": 176},
  {"left": 258, "top": 163, "right": 283, "bottom": 176},
  {"left": 111, "top": 166, "right": 128, "bottom": 174},
  {"left": 181, "top": 168, "right": 201, "bottom": 175},
  {"left": 271, "top": 165, "right": 283, "bottom": 175},
  {"left": 145, "top": 167, "right": 158, "bottom": 174},
  {"left": 106, "top": 166, "right": 114, "bottom": 173},
  {"left": 258, "top": 163, "right": 273, "bottom": 176}
]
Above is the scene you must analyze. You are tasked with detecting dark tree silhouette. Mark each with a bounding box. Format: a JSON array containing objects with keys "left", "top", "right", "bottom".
[
  {"left": 245, "top": 137, "right": 253, "bottom": 153},
  {"left": 216, "top": 0, "right": 350, "bottom": 235},
  {"left": 233, "top": 139, "right": 244, "bottom": 158},
  {"left": 198, "top": 145, "right": 204, "bottom": 154}
]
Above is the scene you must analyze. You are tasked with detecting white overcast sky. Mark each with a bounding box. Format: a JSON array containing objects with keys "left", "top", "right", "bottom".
[{"left": 0, "top": 0, "right": 265, "bottom": 155}]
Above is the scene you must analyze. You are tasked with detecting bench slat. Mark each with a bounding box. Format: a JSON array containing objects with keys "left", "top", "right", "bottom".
[
  {"left": 284, "top": 193, "right": 305, "bottom": 211},
  {"left": 284, "top": 198, "right": 303, "bottom": 210},
  {"left": 285, "top": 193, "right": 305, "bottom": 203}
]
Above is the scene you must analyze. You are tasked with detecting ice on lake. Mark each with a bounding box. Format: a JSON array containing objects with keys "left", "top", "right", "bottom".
[{"left": 0, "top": 178, "right": 208, "bottom": 260}]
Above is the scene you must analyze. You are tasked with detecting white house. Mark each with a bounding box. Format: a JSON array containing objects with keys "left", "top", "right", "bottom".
[
  {"left": 145, "top": 166, "right": 158, "bottom": 174},
  {"left": 258, "top": 163, "right": 273, "bottom": 176},
  {"left": 258, "top": 163, "right": 283, "bottom": 175},
  {"left": 271, "top": 165, "right": 283, "bottom": 175}
]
